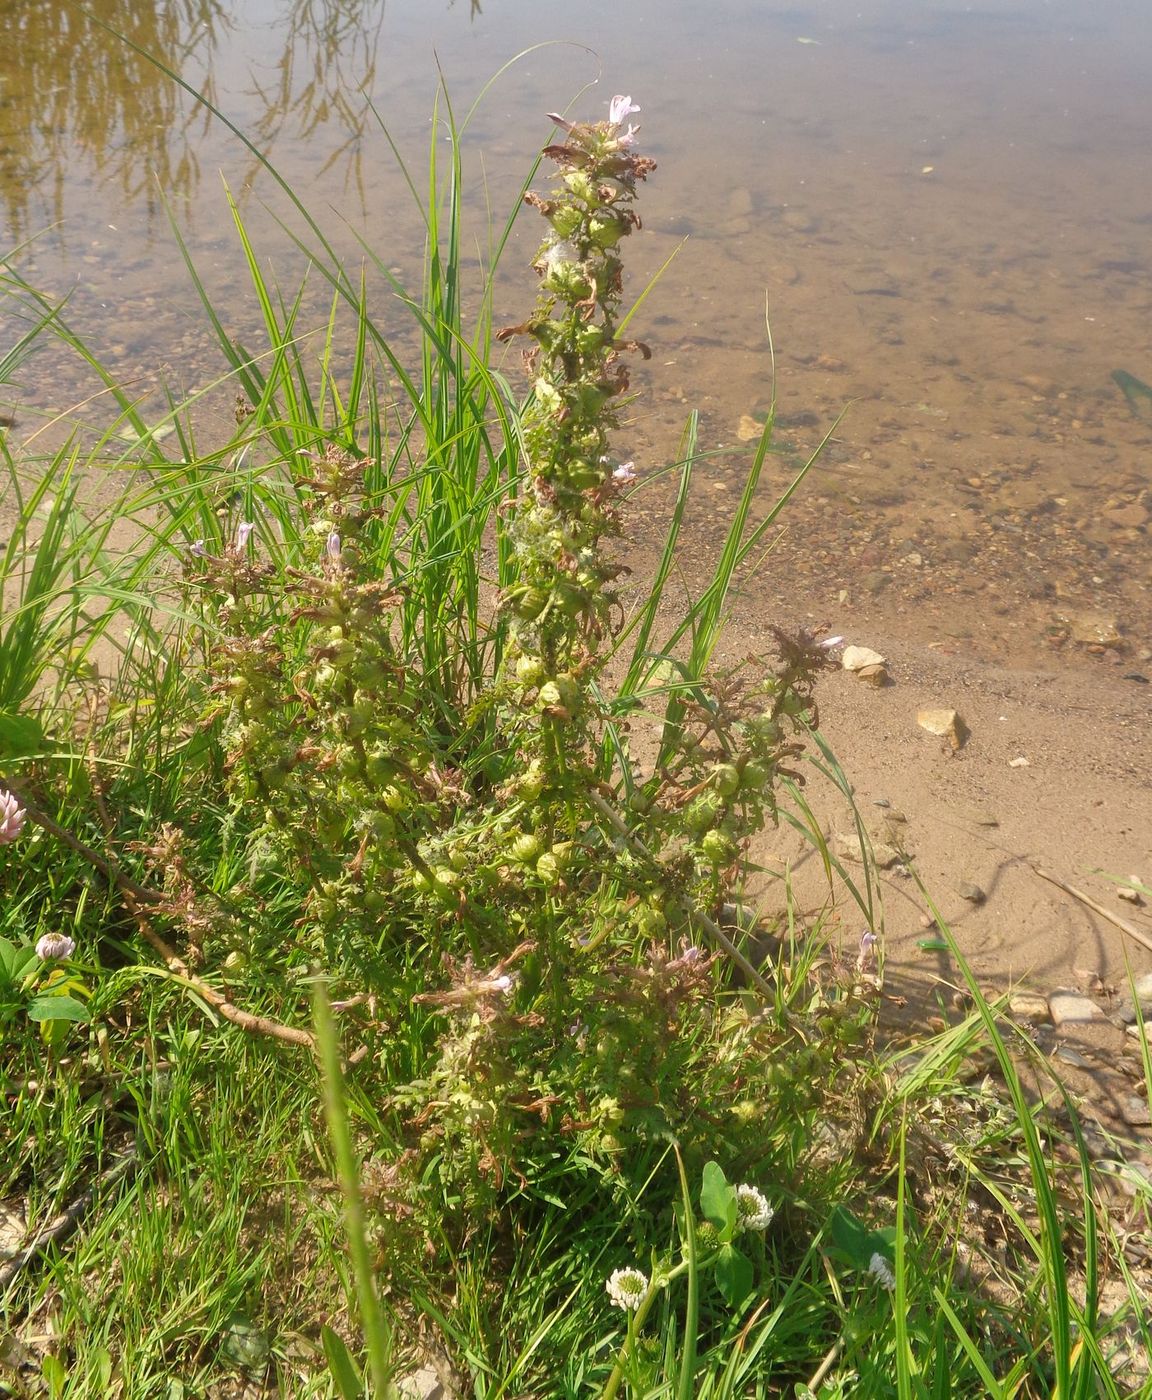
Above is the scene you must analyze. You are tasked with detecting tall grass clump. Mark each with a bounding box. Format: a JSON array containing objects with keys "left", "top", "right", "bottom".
[{"left": 1, "top": 83, "right": 1150, "bottom": 1399}]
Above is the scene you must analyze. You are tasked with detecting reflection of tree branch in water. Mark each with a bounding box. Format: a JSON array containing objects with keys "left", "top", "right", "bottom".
[
  {"left": 0, "top": 0, "right": 229, "bottom": 243},
  {"left": 240, "top": 0, "right": 389, "bottom": 218}
]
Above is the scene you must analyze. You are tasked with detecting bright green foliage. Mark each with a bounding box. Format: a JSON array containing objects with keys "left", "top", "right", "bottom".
[{"left": 0, "top": 80, "right": 1149, "bottom": 1400}]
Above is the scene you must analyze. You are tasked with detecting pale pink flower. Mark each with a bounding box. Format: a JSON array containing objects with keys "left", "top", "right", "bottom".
[
  {"left": 326, "top": 531, "right": 342, "bottom": 560},
  {"left": 235, "top": 521, "right": 256, "bottom": 549},
  {"left": 0, "top": 790, "right": 26, "bottom": 845},
  {"left": 36, "top": 932, "right": 76, "bottom": 961},
  {"left": 856, "top": 930, "right": 879, "bottom": 972},
  {"left": 608, "top": 95, "right": 640, "bottom": 126},
  {"left": 612, "top": 461, "right": 637, "bottom": 484}
]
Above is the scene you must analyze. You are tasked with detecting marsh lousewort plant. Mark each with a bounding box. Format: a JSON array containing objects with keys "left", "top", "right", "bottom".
[{"left": 185, "top": 99, "right": 836, "bottom": 1204}]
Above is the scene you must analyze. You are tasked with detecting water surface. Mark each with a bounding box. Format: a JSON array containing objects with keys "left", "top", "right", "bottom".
[{"left": 2, "top": 0, "right": 1150, "bottom": 663}]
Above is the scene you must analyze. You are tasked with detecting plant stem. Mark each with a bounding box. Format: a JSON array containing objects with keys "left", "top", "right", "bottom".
[{"left": 313, "top": 977, "right": 395, "bottom": 1397}]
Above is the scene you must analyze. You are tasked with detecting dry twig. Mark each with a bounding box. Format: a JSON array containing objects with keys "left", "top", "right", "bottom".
[{"left": 1034, "top": 866, "right": 1152, "bottom": 957}]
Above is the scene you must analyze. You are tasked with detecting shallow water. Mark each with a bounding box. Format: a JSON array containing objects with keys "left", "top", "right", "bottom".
[{"left": 2, "top": 0, "right": 1150, "bottom": 665}]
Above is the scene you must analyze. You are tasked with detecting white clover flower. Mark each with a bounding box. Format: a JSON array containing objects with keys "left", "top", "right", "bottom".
[
  {"left": 0, "top": 790, "right": 27, "bottom": 845},
  {"left": 867, "top": 1251, "right": 896, "bottom": 1291},
  {"left": 36, "top": 933, "right": 76, "bottom": 962},
  {"left": 606, "top": 1266, "right": 648, "bottom": 1311},
  {"left": 608, "top": 94, "right": 640, "bottom": 126},
  {"left": 735, "top": 1184, "right": 775, "bottom": 1232}
]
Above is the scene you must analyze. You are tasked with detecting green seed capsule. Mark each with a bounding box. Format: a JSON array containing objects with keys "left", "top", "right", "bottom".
[
  {"left": 510, "top": 833, "right": 544, "bottom": 864},
  {"left": 701, "top": 829, "right": 737, "bottom": 865},
  {"left": 712, "top": 763, "right": 741, "bottom": 798}
]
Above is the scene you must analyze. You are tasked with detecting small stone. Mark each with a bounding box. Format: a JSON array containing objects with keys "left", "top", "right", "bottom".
[
  {"left": 1119, "top": 972, "right": 1152, "bottom": 1023},
  {"left": 842, "top": 645, "right": 886, "bottom": 671},
  {"left": 1009, "top": 991, "right": 1050, "bottom": 1024},
  {"left": 969, "top": 809, "right": 1000, "bottom": 827},
  {"left": 1098, "top": 1158, "right": 1152, "bottom": 1197},
  {"left": 1121, "top": 1095, "right": 1152, "bottom": 1129},
  {"left": 917, "top": 707, "right": 968, "bottom": 750},
  {"left": 736, "top": 413, "right": 765, "bottom": 442},
  {"left": 903, "top": 551, "right": 924, "bottom": 567},
  {"left": 1118, "top": 883, "right": 1143, "bottom": 905},
  {"left": 1048, "top": 991, "right": 1101, "bottom": 1026},
  {"left": 1053, "top": 1046, "right": 1093, "bottom": 1070},
  {"left": 835, "top": 832, "right": 901, "bottom": 868},
  {"left": 919, "top": 913, "right": 936, "bottom": 929},
  {"left": 1102, "top": 503, "right": 1149, "bottom": 529},
  {"left": 1060, "top": 610, "right": 1123, "bottom": 648},
  {"left": 957, "top": 881, "right": 986, "bottom": 904},
  {"left": 397, "top": 1367, "right": 446, "bottom": 1400},
  {"left": 856, "top": 663, "right": 891, "bottom": 687},
  {"left": 727, "top": 186, "right": 754, "bottom": 218},
  {"left": 1008, "top": 756, "right": 1030, "bottom": 768},
  {"left": 1126, "top": 1021, "right": 1150, "bottom": 1041}
]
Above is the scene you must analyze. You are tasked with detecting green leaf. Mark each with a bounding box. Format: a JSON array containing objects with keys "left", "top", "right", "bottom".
[
  {"left": 28, "top": 994, "right": 90, "bottom": 1023},
  {"left": 700, "top": 1160, "right": 737, "bottom": 1238},
  {"left": 828, "top": 1204, "right": 893, "bottom": 1271},
  {"left": 41, "top": 1353, "right": 67, "bottom": 1398},
  {"left": 714, "top": 1243, "right": 753, "bottom": 1309},
  {"left": 321, "top": 1324, "right": 363, "bottom": 1399},
  {"left": 0, "top": 935, "right": 30, "bottom": 983},
  {"left": 0, "top": 710, "right": 45, "bottom": 758}
]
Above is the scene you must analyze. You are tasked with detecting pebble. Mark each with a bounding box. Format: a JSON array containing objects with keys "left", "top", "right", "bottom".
[
  {"left": 1053, "top": 1046, "right": 1093, "bottom": 1070},
  {"left": 835, "top": 832, "right": 902, "bottom": 868},
  {"left": 956, "top": 881, "right": 986, "bottom": 904},
  {"left": 917, "top": 707, "right": 968, "bottom": 751},
  {"left": 856, "top": 663, "right": 890, "bottom": 687},
  {"left": 1121, "top": 1096, "right": 1152, "bottom": 1129},
  {"left": 1047, "top": 991, "right": 1101, "bottom": 1026},
  {"left": 1117, "top": 973, "right": 1152, "bottom": 1025},
  {"left": 397, "top": 1368, "right": 447, "bottom": 1400},
  {"left": 1097, "top": 1158, "right": 1152, "bottom": 1197},
  {"left": 1118, "top": 884, "right": 1143, "bottom": 906},
  {"left": 842, "top": 645, "right": 886, "bottom": 671},
  {"left": 1060, "top": 610, "right": 1122, "bottom": 648},
  {"left": 1009, "top": 991, "right": 1050, "bottom": 1024}
]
